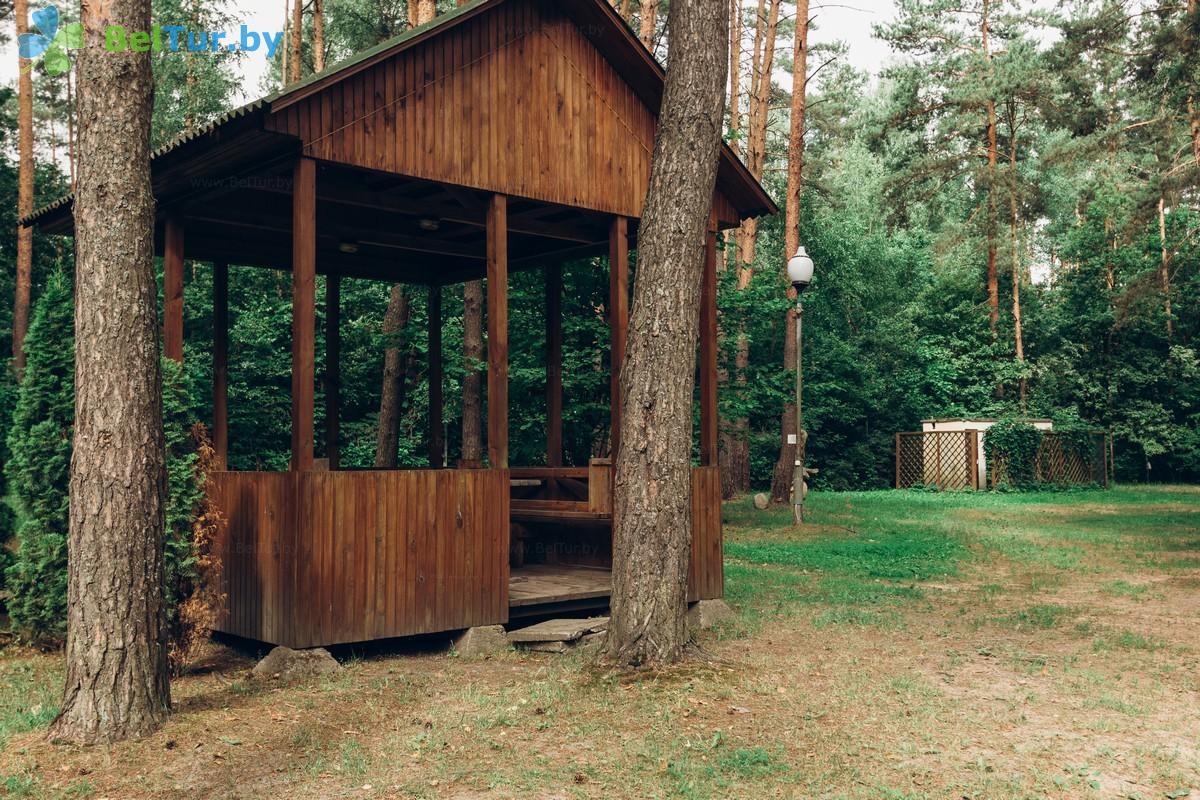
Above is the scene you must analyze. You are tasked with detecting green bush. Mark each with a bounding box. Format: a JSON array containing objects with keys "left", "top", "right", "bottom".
[
  {"left": 4, "top": 273, "right": 74, "bottom": 641},
  {"left": 4, "top": 277, "right": 210, "bottom": 647},
  {"left": 0, "top": 360, "right": 17, "bottom": 590},
  {"left": 983, "top": 418, "right": 1044, "bottom": 489}
]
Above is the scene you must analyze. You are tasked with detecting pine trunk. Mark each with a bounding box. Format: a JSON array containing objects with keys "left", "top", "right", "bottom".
[
  {"left": 51, "top": 0, "right": 170, "bottom": 744},
  {"left": 983, "top": 0, "right": 999, "bottom": 341},
  {"left": 1009, "top": 124, "right": 1025, "bottom": 406},
  {"left": 291, "top": 0, "right": 302, "bottom": 81},
  {"left": 313, "top": 0, "right": 326, "bottom": 72},
  {"left": 13, "top": 0, "right": 34, "bottom": 376},
  {"left": 1190, "top": 0, "right": 1199, "bottom": 167},
  {"left": 375, "top": 285, "right": 411, "bottom": 468},
  {"left": 462, "top": 280, "right": 484, "bottom": 464},
  {"left": 769, "top": 0, "right": 807, "bottom": 505},
  {"left": 417, "top": 0, "right": 436, "bottom": 24},
  {"left": 604, "top": 0, "right": 727, "bottom": 668},
  {"left": 638, "top": 0, "right": 658, "bottom": 48},
  {"left": 734, "top": 0, "right": 777, "bottom": 265},
  {"left": 1159, "top": 196, "right": 1173, "bottom": 340}
]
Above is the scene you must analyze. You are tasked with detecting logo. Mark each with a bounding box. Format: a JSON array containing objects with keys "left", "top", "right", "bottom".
[{"left": 18, "top": 6, "right": 82, "bottom": 76}]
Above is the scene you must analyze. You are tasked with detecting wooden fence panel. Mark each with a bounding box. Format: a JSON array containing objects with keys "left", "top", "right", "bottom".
[{"left": 896, "top": 431, "right": 976, "bottom": 490}]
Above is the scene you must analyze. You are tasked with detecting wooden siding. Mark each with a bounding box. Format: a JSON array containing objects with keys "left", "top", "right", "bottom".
[
  {"left": 689, "top": 466, "right": 723, "bottom": 602},
  {"left": 265, "top": 0, "right": 740, "bottom": 225},
  {"left": 210, "top": 469, "right": 510, "bottom": 648}
]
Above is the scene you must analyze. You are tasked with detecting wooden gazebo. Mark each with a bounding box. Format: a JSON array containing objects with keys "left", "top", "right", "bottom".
[{"left": 27, "top": 0, "right": 776, "bottom": 647}]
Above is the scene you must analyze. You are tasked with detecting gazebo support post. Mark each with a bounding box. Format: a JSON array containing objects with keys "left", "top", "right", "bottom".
[
  {"left": 428, "top": 285, "right": 444, "bottom": 467},
  {"left": 291, "top": 157, "right": 317, "bottom": 472},
  {"left": 163, "top": 217, "right": 185, "bottom": 363},
  {"left": 545, "top": 264, "right": 563, "bottom": 467},
  {"left": 699, "top": 227, "right": 718, "bottom": 467},
  {"left": 487, "top": 194, "right": 508, "bottom": 468},
  {"left": 213, "top": 261, "right": 229, "bottom": 470},
  {"left": 609, "top": 217, "right": 629, "bottom": 460},
  {"left": 325, "top": 272, "right": 341, "bottom": 470}
]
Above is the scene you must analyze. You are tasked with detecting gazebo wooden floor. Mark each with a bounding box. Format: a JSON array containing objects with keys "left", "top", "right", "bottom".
[{"left": 509, "top": 565, "right": 612, "bottom": 611}]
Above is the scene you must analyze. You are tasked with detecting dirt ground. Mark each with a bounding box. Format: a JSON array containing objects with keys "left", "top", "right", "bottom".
[{"left": 1, "top": 487, "right": 1198, "bottom": 799}]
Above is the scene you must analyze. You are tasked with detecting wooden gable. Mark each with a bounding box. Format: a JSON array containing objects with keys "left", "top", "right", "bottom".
[{"left": 265, "top": 0, "right": 741, "bottom": 225}]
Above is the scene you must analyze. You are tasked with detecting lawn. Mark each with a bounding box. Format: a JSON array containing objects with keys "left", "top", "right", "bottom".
[{"left": 2, "top": 485, "right": 1199, "bottom": 799}]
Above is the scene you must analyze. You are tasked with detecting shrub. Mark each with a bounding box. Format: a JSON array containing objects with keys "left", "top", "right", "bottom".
[
  {"left": 4, "top": 273, "right": 74, "bottom": 641},
  {"left": 983, "top": 417, "right": 1043, "bottom": 489},
  {"left": 0, "top": 360, "right": 17, "bottom": 591}
]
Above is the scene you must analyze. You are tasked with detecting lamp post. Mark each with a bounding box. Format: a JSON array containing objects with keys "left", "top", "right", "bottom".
[{"left": 787, "top": 245, "right": 814, "bottom": 525}]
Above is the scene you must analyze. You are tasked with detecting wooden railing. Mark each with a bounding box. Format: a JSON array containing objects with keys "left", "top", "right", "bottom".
[{"left": 209, "top": 469, "right": 510, "bottom": 648}]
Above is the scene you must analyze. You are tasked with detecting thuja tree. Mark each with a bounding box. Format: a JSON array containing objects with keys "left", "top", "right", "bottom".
[
  {"left": 0, "top": 360, "right": 18, "bottom": 591},
  {"left": 4, "top": 272, "right": 74, "bottom": 641}
]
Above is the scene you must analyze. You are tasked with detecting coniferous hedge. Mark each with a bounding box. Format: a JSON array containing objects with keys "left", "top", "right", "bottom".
[
  {"left": 4, "top": 272, "right": 74, "bottom": 640},
  {"left": 0, "top": 359, "right": 17, "bottom": 590}
]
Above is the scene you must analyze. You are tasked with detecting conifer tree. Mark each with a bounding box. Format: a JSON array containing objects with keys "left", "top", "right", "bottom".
[{"left": 4, "top": 272, "right": 74, "bottom": 640}]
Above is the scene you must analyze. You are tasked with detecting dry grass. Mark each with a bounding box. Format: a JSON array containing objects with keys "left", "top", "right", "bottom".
[{"left": 1, "top": 485, "right": 1198, "bottom": 799}]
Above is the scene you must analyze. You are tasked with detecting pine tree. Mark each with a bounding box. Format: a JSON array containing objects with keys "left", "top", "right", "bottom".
[{"left": 4, "top": 272, "right": 74, "bottom": 641}]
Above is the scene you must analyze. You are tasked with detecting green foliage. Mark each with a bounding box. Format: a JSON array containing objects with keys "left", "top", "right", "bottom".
[
  {"left": 983, "top": 418, "right": 1044, "bottom": 489},
  {"left": 0, "top": 360, "right": 17, "bottom": 588},
  {"left": 162, "top": 358, "right": 206, "bottom": 623},
  {"left": 4, "top": 273, "right": 74, "bottom": 641}
]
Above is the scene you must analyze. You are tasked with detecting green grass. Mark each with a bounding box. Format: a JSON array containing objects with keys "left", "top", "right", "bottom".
[{"left": 0, "top": 658, "right": 61, "bottom": 747}]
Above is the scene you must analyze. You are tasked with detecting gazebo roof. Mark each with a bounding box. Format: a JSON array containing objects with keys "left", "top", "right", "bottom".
[{"left": 27, "top": 0, "right": 776, "bottom": 284}]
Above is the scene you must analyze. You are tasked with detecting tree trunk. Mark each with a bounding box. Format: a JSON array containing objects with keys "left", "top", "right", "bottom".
[
  {"left": 281, "top": 0, "right": 290, "bottom": 84},
  {"left": 374, "top": 285, "right": 411, "bottom": 468},
  {"left": 603, "top": 0, "right": 728, "bottom": 668},
  {"left": 313, "top": 0, "right": 326, "bottom": 72},
  {"left": 769, "top": 0, "right": 807, "bottom": 505},
  {"left": 291, "top": 0, "right": 302, "bottom": 81},
  {"left": 620, "top": 0, "right": 635, "bottom": 23},
  {"left": 1009, "top": 120, "right": 1025, "bottom": 407},
  {"left": 727, "top": 0, "right": 742, "bottom": 157},
  {"left": 1190, "top": 0, "right": 1199, "bottom": 167},
  {"left": 51, "top": 0, "right": 170, "bottom": 744},
  {"left": 462, "top": 279, "right": 484, "bottom": 464},
  {"left": 417, "top": 0, "right": 436, "bottom": 24},
  {"left": 12, "top": 0, "right": 34, "bottom": 376},
  {"left": 638, "top": 0, "right": 658, "bottom": 48},
  {"left": 734, "top": 0, "right": 777, "bottom": 265},
  {"left": 1159, "top": 196, "right": 1173, "bottom": 341},
  {"left": 983, "top": 0, "right": 999, "bottom": 341}
]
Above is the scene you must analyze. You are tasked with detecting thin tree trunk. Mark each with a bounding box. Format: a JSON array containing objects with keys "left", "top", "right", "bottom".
[
  {"left": 417, "top": 0, "right": 436, "bottom": 24},
  {"left": 313, "top": 0, "right": 326, "bottom": 72},
  {"left": 734, "top": 0, "right": 777, "bottom": 265},
  {"left": 718, "top": 6, "right": 742, "bottom": 497},
  {"left": 620, "top": 0, "right": 635, "bottom": 23},
  {"left": 281, "top": 0, "right": 290, "bottom": 84},
  {"left": 769, "top": 0, "right": 808, "bottom": 504},
  {"left": 462, "top": 280, "right": 484, "bottom": 464},
  {"left": 1190, "top": 0, "right": 1199, "bottom": 166},
  {"left": 375, "top": 285, "right": 411, "bottom": 468},
  {"left": 1159, "top": 196, "right": 1173, "bottom": 341},
  {"left": 638, "top": 0, "right": 658, "bottom": 48},
  {"left": 604, "top": 0, "right": 728, "bottom": 668},
  {"left": 51, "top": 0, "right": 169, "bottom": 744},
  {"left": 1009, "top": 118, "right": 1025, "bottom": 407},
  {"left": 983, "top": 0, "right": 999, "bottom": 341},
  {"left": 13, "top": 0, "right": 34, "bottom": 376},
  {"left": 291, "top": 0, "right": 303, "bottom": 80}
]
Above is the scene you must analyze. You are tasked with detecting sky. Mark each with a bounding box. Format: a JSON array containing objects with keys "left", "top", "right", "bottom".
[{"left": 0, "top": 0, "right": 902, "bottom": 103}]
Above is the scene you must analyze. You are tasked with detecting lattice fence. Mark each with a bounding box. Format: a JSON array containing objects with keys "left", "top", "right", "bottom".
[
  {"left": 991, "top": 431, "right": 1109, "bottom": 488},
  {"left": 895, "top": 431, "right": 980, "bottom": 490}
]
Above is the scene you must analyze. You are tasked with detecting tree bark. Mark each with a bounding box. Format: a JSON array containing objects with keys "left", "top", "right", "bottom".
[
  {"left": 983, "top": 0, "right": 999, "bottom": 341},
  {"left": 313, "top": 0, "right": 326, "bottom": 72},
  {"left": 462, "top": 279, "right": 484, "bottom": 464},
  {"left": 603, "top": 0, "right": 727, "bottom": 668},
  {"left": 374, "top": 285, "right": 411, "bottom": 468},
  {"left": 281, "top": 0, "right": 291, "bottom": 84},
  {"left": 638, "top": 0, "right": 658, "bottom": 48},
  {"left": 769, "top": 0, "right": 808, "bottom": 504},
  {"left": 1189, "top": 0, "right": 1199, "bottom": 167},
  {"left": 1159, "top": 196, "right": 1173, "bottom": 341},
  {"left": 416, "top": 0, "right": 436, "bottom": 24},
  {"left": 51, "top": 0, "right": 170, "bottom": 744},
  {"left": 291, "top": 0, "right": 303, "bottom": 81},
  {"left": 1009, "top": 118, "right": 1025, "bottom": 407},
  {"left": 12, "top": 0, "right": 34, "bottom": 376},
  {"left": 734, "top": 0, "right": 778, "bottom": 266}
]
